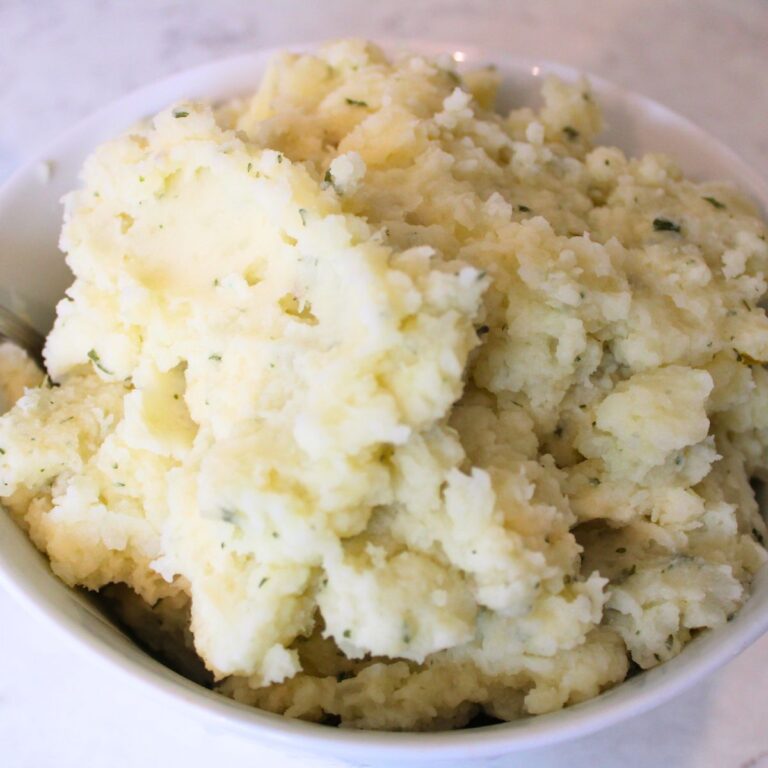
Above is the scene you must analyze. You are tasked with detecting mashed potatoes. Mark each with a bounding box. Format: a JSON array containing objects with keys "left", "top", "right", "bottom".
[{"left": 1, "top": 39, "right": 768, "bottom": 730}]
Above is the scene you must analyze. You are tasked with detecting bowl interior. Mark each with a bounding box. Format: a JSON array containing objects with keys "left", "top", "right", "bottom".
[{"left": 1, "top": 42, "right": 767, "bottom": 766}]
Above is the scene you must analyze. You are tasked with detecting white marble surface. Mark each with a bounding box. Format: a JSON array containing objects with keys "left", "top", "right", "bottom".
[{"left": 1, "top": 1, "right": 768, "bottom": 766}]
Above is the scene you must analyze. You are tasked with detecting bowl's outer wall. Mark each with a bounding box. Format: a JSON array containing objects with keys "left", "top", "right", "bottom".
[{"left": 1, "top": 42, "right": 767, "bottom": 767}]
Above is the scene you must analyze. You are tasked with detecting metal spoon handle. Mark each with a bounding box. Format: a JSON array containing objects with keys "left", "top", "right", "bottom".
[{"left": 0, "top": 306, "right": 45, "bottom": 369}]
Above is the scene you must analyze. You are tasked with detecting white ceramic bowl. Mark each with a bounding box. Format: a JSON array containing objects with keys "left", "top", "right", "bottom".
[{"left": 1, "top": 41, "right": 767, "bottom": 768}]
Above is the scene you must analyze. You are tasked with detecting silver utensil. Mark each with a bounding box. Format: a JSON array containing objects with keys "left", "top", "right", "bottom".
[{"left": 0, "top": 306, "right": 45, "bottom": 369}]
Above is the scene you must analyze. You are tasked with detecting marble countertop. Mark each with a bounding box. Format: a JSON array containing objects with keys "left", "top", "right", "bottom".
[{"left": 1, "top": 1, "right": 768, "bottom": 766}]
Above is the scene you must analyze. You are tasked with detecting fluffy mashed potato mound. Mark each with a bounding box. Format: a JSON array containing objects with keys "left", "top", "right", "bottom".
[{"left": 2, "top": 39, "right": 768, "bottom": 730}]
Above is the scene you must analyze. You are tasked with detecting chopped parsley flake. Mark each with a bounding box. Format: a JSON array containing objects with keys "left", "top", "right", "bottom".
[
  {"left": 0, "top": 448, "right": 5, "bottom": 455},
  {"left": 703, "top": 196, "right": 725, "bottom": 209},
  {"left": 247, "top": 162, "right": 252, "bottom": 173},
  {"left": 208, "top": 354, "right": 222, "bottom": 361},
  {"left": 87, "top": 349, "right": 113, "bottom": 375},
  {"left": 343, "top": 629, "right": 352, "bottom": 638},
  {"left": 562, "top": 126, "right": 579, "bottom": 140},
  {"left": 345, "top": 98, "right": 368, "bottom": 107},
  {"left": 299, "top": 208, "right": 308, "bottom": 226},
  {"left": 258, "top": 577, "right": 269, "bottom": 588},
  {"left": 173, "top": 110, "right": 189, "bottom": 118},
  {"left": 653, "top": 217, "right": 681, "bottom": 233}
]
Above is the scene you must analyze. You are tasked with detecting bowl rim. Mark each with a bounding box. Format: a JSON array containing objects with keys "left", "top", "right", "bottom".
[{"left": 1, "top": 38, "right": 768, "bottom": 762}]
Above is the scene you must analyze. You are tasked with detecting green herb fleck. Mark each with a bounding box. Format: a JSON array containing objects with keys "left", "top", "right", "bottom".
[
  {"left": 258, "top": 577, "right": 269, "bottom": 588},
  {"left": 115, "top": 482, "right": 126, "bottom": 488},
  {"left": 138, "top": 176, "right": 145, "bottom": 183},
  {"left": 742, "top": 300, "right": 751, "bottom": 312},
  {"left": 208, "top": 354, "right": 222, "bottom": 361},
  {"left": 562, "top": 126, "right": 579, "bottom": 140},
  {"left": 675, "top": 455, "right": 683, "bottom": 466},
  {"left": 173, "top": 394, "right": 179, "bottom": 400},
  {"left": 87, "top": 349, "right": 113, "bottom": 375},
  {"left": 345, "top": 98, "right": 368, "bottom": 107},
  {"left": 247, "top": 162, "right": 252, "bottom": 173},
  {"left": 653, "top": 217, "right": 681, "bottom": 233},
  {"left": 343, "top": 629, "right": 351, "bottom": 639},
  {"left": 272, "top": 531, "right": 279, "bottom": 539},
  {"left": 173, "top": 110, "right": 189, "bottom": 119},
  {"left": 703, "top": 196, "right": 725, "bottom": 209},
  {"left": 213, "top": 278, "right": 220, "bottom": 287},
  {"left": 299, "top": 208, "right": 308, "bottom": 226},
  {"left": 112, "top": 463, "right": 118, "bottom": 469},
  {"left": 323, "top": 169, "right": 335, "bottom": 188},
  {"left": 0, "top": 448, "right": 5, "bottom": 455}
]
